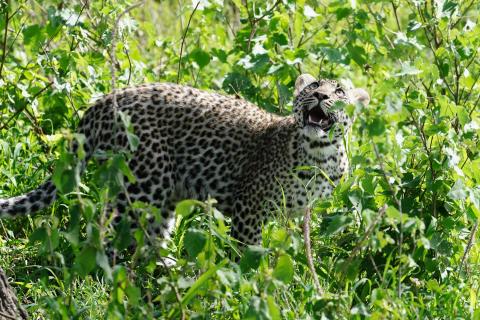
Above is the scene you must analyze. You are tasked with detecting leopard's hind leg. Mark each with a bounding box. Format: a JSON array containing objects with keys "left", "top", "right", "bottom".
[
  {"left": 110, "top": 147, "right": 177, "bottom": 263},
  {"left": 231, "top": 197, "right": 264, "bottom": 246}
]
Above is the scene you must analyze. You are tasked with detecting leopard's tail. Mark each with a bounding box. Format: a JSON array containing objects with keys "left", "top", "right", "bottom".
[
  {"left": 0, "top": 181, "right": 58, "bottom": 218},
  {"left": 0, "top": 105, "right": 99, "bottom": 218}
]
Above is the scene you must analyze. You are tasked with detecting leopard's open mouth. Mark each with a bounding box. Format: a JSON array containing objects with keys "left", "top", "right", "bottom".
[{"left": 304, "top": 105, "right": 334, "bottom": 131}]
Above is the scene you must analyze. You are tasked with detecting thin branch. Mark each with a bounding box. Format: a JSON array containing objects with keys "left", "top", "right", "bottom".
[
  {"left": 453, "top": 52, "right": 460, "bottom": 105},
  {"left": 0, "top": 0, "right": 10, "bottom": 80},
  {"left": 123, "top": 47, "right": 133, "bottom": 85},
  {"left": 461, "top": 56, "right": 479, "bottom": 103},
  {"left": 296, "top": 16, "right": 334, "bottom": 48},
  {"left": 157, "top": 258, "right": 186, "bottom": 320},
  {"left": 414, "top": 3, "right": 456, "bottom": 99},
  {"left": 390, "top": 1, "right": 401, "bottom": 31},
  {"left": 451, "top": 0, "right": 476, "bottom": 29},
  {"left": 0, "top": 82, "right": 53, "bottom": 131},
  {"left": 246, "top": 24, "right": 257, "bottom": 52},
  {"left": 252, "top": 0, "right": 282, "bottom": 24},
  {"left": 342, "top": 205, "right": 387, "bottom": 274},
  {"left": 108, "top": 0, "right": 145, "bottom": 113},
  {"left": 243, "top": 0, "right": 253, "bottom": 25},
  {"left": 303, "top": 207, "right": 323, "bottom": 296},
  {"left": 245, "top": 0, "right": 282, "bottom": 51},
  {"left": 469, "top": 93, "right": 480, "bottom": 117},
  {"left": 5, "top": 18, "right": 26, "bottom": 58},
  {"left": 373, "top": 144, "right": 404, "bottom": 296},
  {"left": 176, "top": 1, "right": 200, "bottom": 84},
  {"left": 409, "top": 110, "right": 438, "bottom": 216},
  {"left": 368, "top": 253, "right": 383, "bottom": 283},
  {"left": 373, "top": 146, "right": 401, "bottom": 208},
  {"left": 69, "top": 0, "right": 89, "bottom": 51},
  {"left": 458, "top": 220, "right": 479, "bottom": 274}
]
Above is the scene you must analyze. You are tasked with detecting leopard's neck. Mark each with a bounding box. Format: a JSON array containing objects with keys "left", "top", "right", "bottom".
[{"left": 293, "top": 130, "right": 349, "bottom": 183}]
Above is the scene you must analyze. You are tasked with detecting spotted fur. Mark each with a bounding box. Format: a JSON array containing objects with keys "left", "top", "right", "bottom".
[{"left": 0, "top": 74, "right": 369, "bottom": 245}]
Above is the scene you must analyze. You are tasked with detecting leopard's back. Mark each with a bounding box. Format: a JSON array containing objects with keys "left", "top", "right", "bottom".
[{"left": 81, "top": 84, "right": 285, "bottom": 205}]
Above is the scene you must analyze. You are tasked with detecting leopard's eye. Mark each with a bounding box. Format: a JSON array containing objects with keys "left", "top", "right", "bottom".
[
  {"left": 309, "top": 82, "right": 320, "bottom": 89},
  {"left": 335, "top": 88, "right": 345, "bottom": 95}
]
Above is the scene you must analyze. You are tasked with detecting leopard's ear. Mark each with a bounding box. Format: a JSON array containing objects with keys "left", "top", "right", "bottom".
[
  {"left": 348, "top": 88, "right": 370, "bottom": 106},
  {"left": 294, "top": 74, "right": 317, "bottom": 97}
]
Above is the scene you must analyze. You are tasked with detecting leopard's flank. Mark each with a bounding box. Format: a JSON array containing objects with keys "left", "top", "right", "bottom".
[{"left": 0, "top": 74, "right": 369, "bottom": 245}]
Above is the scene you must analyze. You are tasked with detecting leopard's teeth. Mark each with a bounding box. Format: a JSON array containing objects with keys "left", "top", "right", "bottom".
[{"left": 308, "top": 115, "right": 322, "bottom": 124}]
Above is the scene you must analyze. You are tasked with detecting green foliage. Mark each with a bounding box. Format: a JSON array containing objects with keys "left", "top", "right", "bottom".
[{"left": 0, "top": 0, "right": 479, "bottom": 319}]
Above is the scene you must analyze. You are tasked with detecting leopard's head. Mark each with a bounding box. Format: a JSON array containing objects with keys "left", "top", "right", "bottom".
[{"left": 293, "top": 74, "right": 370, "bottom": 139}]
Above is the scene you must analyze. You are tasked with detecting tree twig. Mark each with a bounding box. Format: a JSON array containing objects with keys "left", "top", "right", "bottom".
[
  {"left": 158, "top": 257, "right": 185, "bottom": 320},
  {"left": 0, "top": 0, "right": 10, "bottom": 80},
  {"left": 108, "top": 0, "right": 145, "bottom": 114},
  {"left": 69, "top": 0, "right": 89, "bottom": 51},
  {"left": 0, "top": 82, "right": 53, "bottom": 131},
  {"left": 390, "top": 1, "right": 401, "bottom": 31},
  {"left": 252, "top": 0, "right": 282, "bottom": 24},
  {"left": 176, "top": 1, "right": 200, "bottom": 84},
  {"left": 458, "top": 220, "right": 479, "bottom": 274},
  {"left": 244, "top": 0, "right": 282, "bottom": 51},
  {"left": 303, "top": 207, "right": 323, "bottom": 296},
  {"left": 123, "top": 47, "right": 133, "bottom": 85},
  {"left": 341, "top": 205, "right": 387, "bottom": 274}
]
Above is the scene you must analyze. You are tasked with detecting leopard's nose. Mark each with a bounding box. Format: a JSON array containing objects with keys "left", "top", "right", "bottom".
[{"left": 313, "top": 92, "right": 329, "bottom": 101}]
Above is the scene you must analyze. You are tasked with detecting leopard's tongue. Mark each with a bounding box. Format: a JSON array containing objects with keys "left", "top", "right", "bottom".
[
  {"left": 308, "top": 113, "right": 322, "bottom": 124},
  {"left": 307, "top": 106, "right": 326, "bottom": 124}
]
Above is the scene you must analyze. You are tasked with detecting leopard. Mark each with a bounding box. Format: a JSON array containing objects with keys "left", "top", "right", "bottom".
[{"left": 0, "top": 73, "right": 369, "bottom": 247}]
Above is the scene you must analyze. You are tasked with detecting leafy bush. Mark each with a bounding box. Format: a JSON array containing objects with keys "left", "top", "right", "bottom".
[{"left": 0, "top": 0, "right": 479, "bottom": 318}]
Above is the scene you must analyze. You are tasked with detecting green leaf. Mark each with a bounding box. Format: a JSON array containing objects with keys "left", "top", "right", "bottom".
[
  {"left": 222, "top": 72, "right": 254, "bottom": 95},
  {"left": 52, "top": 152, "right": 80, "bottom": 194},
  {"left": 266, "top": 296, "right": 281, "bottom": 320},
  {"left": 394, "top": 61, "right": 422, "bottom": 76},
  {"left": 271, "top": 32, "right": 288, "bottom": 46},
  {"left": 367, "top": 117, "right": 386, "bottom": 136},
  {"left": 190, "top": 48, "right": 211, "bottom": 68},
  {"left": 216, "top": 268, "right": 239, "bottom": 287},
  {"left": 75, "top": 246, "right": 97, "bottom": 276},
  {"left": 273, "top": 254, "right": 294, "bottom": 283},
  {"left": 22, "top": 24, "right": 45, "bottom": 46},
  {"left": 426, "top": 279, "right": 442, "bottom": 293},
  {"left": 324, "top": 215, "right": 352, "bottom": 235},
  {"left": 448, "top": 179, "right": 467, "bottom": 201},
  {"left": 96, "top": 251, "right": 112, "bottom": 281},
  {"left": 211, "top": 48, "right": 228, "bottom": 63},
  {"left": 346, "top": 44, "right": 367, "bottom": 66},
  {"left": 29, "top": 227, "right": 47, "bottom": 244},
  {"left": 184, "top": 229, "right": 207, "bottom": 258},
  {"left": 125, "top": 284, "right": 141, "bottom": 306},
  {"left": 168, "top": 259, "right": 228, "bottom": 319},
  {"left": 176, "top": 199, "right": 202, "bottom": 217},
  {"left": 244, "top": 296, "right": 271, "bottom": 320},
  {"left": 441, "top": 0, "right": 458, "bottom": 15},
  {"left": 336, "top": 7, "right": 353, "bottom": 19},
  {"left": 270, "top": 228, "right": 290, "bottom": 249},
  {"left": 240, "top": 245, "right": 267, "bottom": 273},
  {"left": 386, "top": 206, "right": 402, "bottom": 220},
  {"left": 115, "top": 155, "right": 136, "bottom": 184}
]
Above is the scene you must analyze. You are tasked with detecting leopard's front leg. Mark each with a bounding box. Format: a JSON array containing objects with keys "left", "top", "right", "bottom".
[{"left": 230, "top": 200, "right": 264, "bottom": 246}]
